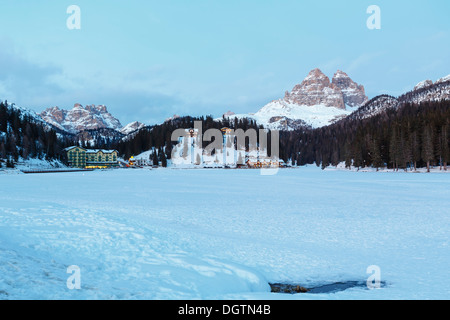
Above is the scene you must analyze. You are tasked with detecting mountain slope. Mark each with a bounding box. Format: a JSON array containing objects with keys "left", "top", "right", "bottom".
[
  {"left": 346, "top": 75, "right": 450, "bottom": 122},
  {"left": 399, "top": 76, "right": 450, "bottom": 105}
]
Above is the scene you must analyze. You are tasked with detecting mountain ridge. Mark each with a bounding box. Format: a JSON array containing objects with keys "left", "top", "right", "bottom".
[
  {"left": 224, "top": 70, "right": 449, "bottom": 131},
  {"left": 225, "top": 68, "right": 368, "bottom": 130}
]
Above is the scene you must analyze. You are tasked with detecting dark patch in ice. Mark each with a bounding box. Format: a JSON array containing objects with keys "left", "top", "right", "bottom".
[{"left": 270, "top": 281, "right": 386, "bottom": 294}]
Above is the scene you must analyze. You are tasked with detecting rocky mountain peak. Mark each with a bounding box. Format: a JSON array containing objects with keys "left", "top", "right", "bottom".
[
  {"left": 39, "top": 103, "right": 123, "bottom": 133},
  {"left": 303, "top": 68, "right": 330, "bottom": 83},
  {"left": 284, "top": 68, "right": 345, "bottom": 110},
  {"left": 247, "top": 68, "right": 370, "bottom": 130},
  {"left": 85, "top": 104, "right": 108, "bottom": 113},
  {"left": 332, "top": 70, "right": 368, "bottom": 108}
]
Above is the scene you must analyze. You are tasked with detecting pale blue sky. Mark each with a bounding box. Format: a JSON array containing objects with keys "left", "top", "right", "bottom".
[{"left": 0, "top": 0, "right": 449, "bottom": 125}]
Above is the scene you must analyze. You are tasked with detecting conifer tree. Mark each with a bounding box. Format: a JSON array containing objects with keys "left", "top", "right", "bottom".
[
  {"left": 422, "top": 125, "right": 434, "bottom": 173},
  {"left": 441, "top": 125, "right": 449, "bottom": 171},
  {"left": 369, "top": 138, "right": 383, "bottom": 171},
  {"left": 152, "top": 150, "right": 159, "bottom": 166},
  {"left": 161, "top": 151, "right": 167, "bottom": 167}
]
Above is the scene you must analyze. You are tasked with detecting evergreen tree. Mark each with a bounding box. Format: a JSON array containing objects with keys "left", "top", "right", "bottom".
[
  {"left": 161, "top": 151, "right": 167, "bottom": 167},
  {"left": 410, "top": 131, "right": 420, "bottom": 171},
  {"left": 0, "top": 102, "right": 7, "bottom": 133},
  {"left": 440, "top": 125, "right": 449, "bottom": 171},
  {"left": 369, "top": 137, "right": 383, "bottom": 171},
  {"left": 389, "top": 128, "right": 399, "bottom": 171},
  {"left": 344, "top": 142, "right": 352, "bottom": 169},
  {"left": 422, "top": 125, "right": 434, "bottom": 173},
  {"left": 152, "top": 150, "right": 159, "bottom": 166}
]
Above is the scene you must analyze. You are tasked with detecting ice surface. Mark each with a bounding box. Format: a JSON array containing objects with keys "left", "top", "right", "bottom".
[{"left": 0, "top": 168, "right": 449, "bottom": 299}]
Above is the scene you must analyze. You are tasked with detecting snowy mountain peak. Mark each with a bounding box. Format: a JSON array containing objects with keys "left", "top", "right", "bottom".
[
  {"left": 414, "top": 80, "right": 434, "bottom": 91},
  {"left": 303, "top": 68, "right": 329, "bottom": 82},
  {"left": 413, "top": 74, "right": 450, "bottom": 91},
  {"left": 282, "top": 68, "right": 368, "bottom": 111},
  {"left": 39, "top": 103, "right": 123, "bottom": 133},
  {"left": 436, "top": 74, "right": 450, "bottom": 84},
  {"left": 332, "top": 70, "right": 368, "bottom": 108},
  {"left": 235, "top": 68, "right": 369, "bottom": 130},
  {"left": 333, "top": 69, "right": 349, "bottom": 79},
  {"left": 402, "top": 74, "right": 450, "bottom": 105},
  {"left": 120, "top": 121, "right": 146, "bottom": 135}
]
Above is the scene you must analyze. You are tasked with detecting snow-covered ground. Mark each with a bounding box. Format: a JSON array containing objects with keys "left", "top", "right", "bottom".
[
  {"left": 0, "top": 158, "right": 68, "bottom": 174},
  {"left": 325, "top": 162, "right": 450, "bottom": 173},
  {"left": 0, "top": 167, "right": 449, "bottom": 299}
]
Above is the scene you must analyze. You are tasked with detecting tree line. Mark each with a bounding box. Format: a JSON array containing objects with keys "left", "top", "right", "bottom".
[
  {"left": 281, "top": 99, "right": 449, "bottom": 171},
  {"left": 1, "top": 99, "right": 449, "bottom": 172},
  {"left": 0, "top": 101, "right": 73, "bottom": 167}
]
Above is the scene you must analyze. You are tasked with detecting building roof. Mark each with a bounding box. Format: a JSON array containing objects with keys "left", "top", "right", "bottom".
[
  {"left": 64, "top": 146, "right": 117, "bottom": 154},
  {"left": 86, "top": 149, "right": 118, "bottom": 154},
  {"left": 64, "top": 146, "right": 86, "bottom": 151}
]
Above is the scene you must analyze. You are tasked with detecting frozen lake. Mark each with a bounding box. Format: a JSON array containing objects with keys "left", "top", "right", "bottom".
[{"left": 0, "top": 167, "right": 449, "bottom": 299}]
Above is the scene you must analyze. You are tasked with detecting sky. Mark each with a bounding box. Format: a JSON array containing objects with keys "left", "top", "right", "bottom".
[{"left": 0, "top": 0, "right": 449, "bottom": 126}]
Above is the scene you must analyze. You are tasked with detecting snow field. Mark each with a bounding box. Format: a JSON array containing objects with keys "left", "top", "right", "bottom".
[{"left": 0, "top": 168, "right": 449, "bottom": 299}]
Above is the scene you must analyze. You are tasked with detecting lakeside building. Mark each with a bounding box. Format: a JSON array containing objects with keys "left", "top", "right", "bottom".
[{"left": 65, "top": 146, "right": 119, "bottom": 169}]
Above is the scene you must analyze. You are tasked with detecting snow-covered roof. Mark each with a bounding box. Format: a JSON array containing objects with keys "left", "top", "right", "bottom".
[
  {"left": 64, "top": 146, "right": 117, "bottom": 154},
  {"left": 64, "top": 146, "right": 86, "bottom": 151},
  {"left": 86, "top": 149, "right": 118, "bottom": 154}
]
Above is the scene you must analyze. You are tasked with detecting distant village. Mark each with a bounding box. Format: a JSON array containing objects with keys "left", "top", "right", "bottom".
[{"left": 64, "top": 127, "right": 288, "bottom": 170}]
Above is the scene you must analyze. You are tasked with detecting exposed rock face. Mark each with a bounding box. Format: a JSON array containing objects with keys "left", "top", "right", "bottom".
[
  {"left": 332, "top": 70, "right": 368, "bottom": 108},
  {"left": 282, "top": 68, "right": 367, "bottom": 110},
  {"left": 39, "top": 104, "right": 123, "bottom": 133},
  {"left": 285, "top": 68, "right": 346, "bottom": 110},
  {"left": 268, "top": 116, "right": 309, "bottom": 130}
]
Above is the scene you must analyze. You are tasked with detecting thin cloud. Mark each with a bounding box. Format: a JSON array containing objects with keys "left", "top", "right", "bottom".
[
  {"left": 0, "top": 43, "right": 64, "bottom": 103},
  {"left": 346, "top": 52, "right": 385, "bottom": 74}
]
